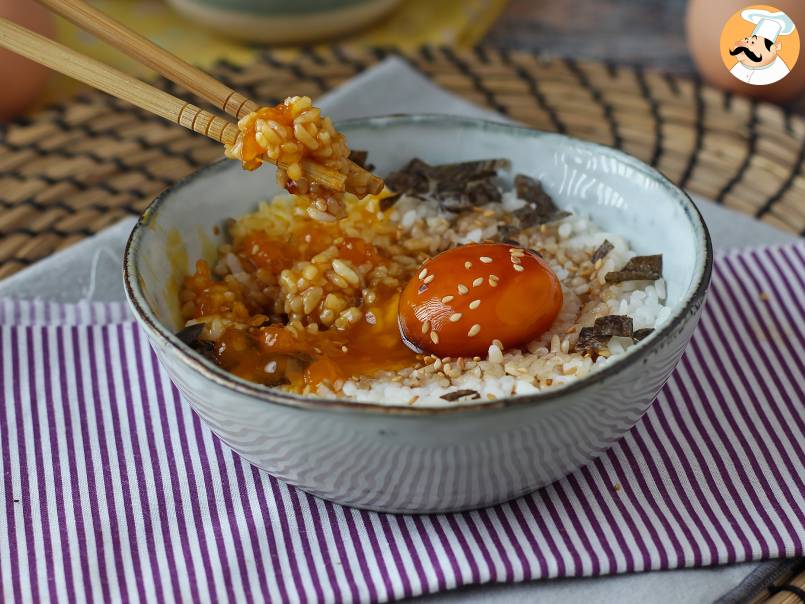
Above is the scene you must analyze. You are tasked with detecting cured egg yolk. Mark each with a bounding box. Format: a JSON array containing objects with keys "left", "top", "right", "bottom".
[{"left": 398, "top": 243, "right": 563, "bottom": 357}]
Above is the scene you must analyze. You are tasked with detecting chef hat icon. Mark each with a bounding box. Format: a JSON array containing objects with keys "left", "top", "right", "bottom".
[{"left": 741, "top": 9, "right": 796, "bottom": 42}]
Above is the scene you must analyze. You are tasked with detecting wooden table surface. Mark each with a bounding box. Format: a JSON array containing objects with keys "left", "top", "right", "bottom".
[{"left": 485, "top": 0, "right": 805, "bottom": 115}]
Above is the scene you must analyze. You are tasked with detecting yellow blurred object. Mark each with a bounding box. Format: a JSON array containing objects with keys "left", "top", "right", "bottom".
[
  {"left": 40, "top": 0, "right": 507, "bottom": 108},
  {"left": 0, "top": 0, "right": 55, "bottom": 119}
]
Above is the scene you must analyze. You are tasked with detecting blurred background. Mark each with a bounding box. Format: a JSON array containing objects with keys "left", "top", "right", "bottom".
[{"left": 1, "top": 0, "right": 803, "bottom": 120}]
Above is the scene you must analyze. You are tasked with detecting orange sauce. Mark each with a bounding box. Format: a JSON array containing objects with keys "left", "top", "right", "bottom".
[
  {"left": 182, "top": 202, "right": 419, "bottom": 391},
  {"left": 239, "top": 104, "right": 295, "bottom": 170},
  {"left": 205, "top": 289, "right": 416, "bottom": 390}
]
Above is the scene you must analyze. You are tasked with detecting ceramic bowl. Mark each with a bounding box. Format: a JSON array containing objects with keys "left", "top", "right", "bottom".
[
  {"left": 166, "top": 0, "right": 401, "bottom": 43},
  {"left": 124, "top": 115, "right": 712, "bottom": 513}
]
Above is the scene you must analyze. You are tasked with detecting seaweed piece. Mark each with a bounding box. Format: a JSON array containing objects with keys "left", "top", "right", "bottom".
[
  {"left": 176, "top": 324, "right": 218, "bottom": 362},
  {"left": 385, "top": 158, "right": 510, "bottom": 211},
  {"left": 191, "top": 339, "right": 218, "bottom": 362},
  {"left": 591, "top": 239, "right": 614, "bottom": 263},
  {"left": 575, "top": 327, "right": 610, "bottom": 355},
  {"left": 605, "top": 255, "right": 663, "bottom": 283},
  {"left": 440, "top": 389, "right": 482, "bottom": 402},
  {"left": 438, "top": 178, "right": 502, "bottom": 211},
  {"left": 497, "top": 224, "right": 520, "bottom": 241},
  {"left": 633, "top": 328, "right": 654, "bottom": 341},
  {"left": 593, "top": 315, "right": 634, "bottom": 338},
  {"left": 176, "top": 323, "right": 204, "bottom": 346},
  {"left": 348, "top": 149, "right": 369, "bottom": 168},
  {"left": 429, "top": 159, "right": 510, "bottom": 184},
  {"left": 384, "top": 158, "right": 433, "bottom": 196},
  {"left": 379, "top": 192, "right": 402, "bottom": 211},
  {"left": 512, "top": 174, "right": 570, "bottom": 226}
]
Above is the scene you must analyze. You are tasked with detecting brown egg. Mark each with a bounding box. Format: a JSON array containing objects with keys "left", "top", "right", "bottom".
[
  {"left": 686, "top": 0, "right": 805, "bottom": 103},
  {"left": 0, "top": 0, "right": 55, "bottom": 120},
  {"left": 398, "top": 243, "right": 563, "bottom": 358}
]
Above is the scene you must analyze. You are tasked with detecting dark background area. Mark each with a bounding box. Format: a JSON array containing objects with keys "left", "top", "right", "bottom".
[
  {"left": 488, "top": 0, "right": 692, "bottom": 73},
  {"left": 486, "top": 0, "right": 804, "bottom": 114}
]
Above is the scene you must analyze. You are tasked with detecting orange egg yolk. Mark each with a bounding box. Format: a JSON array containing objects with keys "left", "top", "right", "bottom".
[{"left": 397, "top": 243, "right": 563, "bottom": 357}]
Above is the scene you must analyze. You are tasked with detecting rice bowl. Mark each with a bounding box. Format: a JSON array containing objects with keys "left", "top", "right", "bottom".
[{"left": 124, "top": 115, "right": 712, "bottom": 512}]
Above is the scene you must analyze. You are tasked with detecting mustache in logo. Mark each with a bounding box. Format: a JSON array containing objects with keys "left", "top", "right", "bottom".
[{"left": 730, "top": 45, "right": 763, "bottom": 62}]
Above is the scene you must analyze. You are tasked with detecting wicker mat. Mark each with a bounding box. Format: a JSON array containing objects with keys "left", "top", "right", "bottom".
[
  {"left": 0, "top": 44, "right": 803, "bottom": 601},
  {"left": 0, "top": 45, "right": 803, "bottom": 281}
]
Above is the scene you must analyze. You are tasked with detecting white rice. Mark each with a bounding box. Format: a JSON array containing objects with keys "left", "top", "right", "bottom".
[{"left": 315, "top": 195, "right": 671, "bottom": 407}]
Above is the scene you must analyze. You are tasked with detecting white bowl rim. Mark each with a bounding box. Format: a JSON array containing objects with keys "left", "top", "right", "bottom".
[{"left": 124, "top": 114, "right": 713, "bottom": 416}]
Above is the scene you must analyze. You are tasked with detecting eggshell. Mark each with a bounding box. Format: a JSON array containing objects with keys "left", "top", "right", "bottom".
[
  {"left": 0, "top": 0, "right": 55, "bottom": 119},
  {"left": 686, "top": 0, "right": 805, "bottom": 102}
]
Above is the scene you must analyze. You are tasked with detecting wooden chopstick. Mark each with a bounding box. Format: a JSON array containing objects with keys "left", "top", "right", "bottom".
[
  {"left": 0, "top": 18, "right": 239, "bottom": 145},
  {"left": 0, "top": 18, "right": 347, "bottom": 191},
  {"left": 34, "top": 0, "right": 258, "bottom": 119},
  {"left": 34, "top": 0, "right": 384, "bottom": 195}
]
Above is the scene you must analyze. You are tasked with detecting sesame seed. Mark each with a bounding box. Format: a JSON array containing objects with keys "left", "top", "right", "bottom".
[
  {"left": 449, "top": 313, "right": 463, "bottom": 322},
  {"left": 469, "top": 299, "right": 481, "bottom": 309},
  {"left": 511, "top": 256, "right": 522, "bottom": 264},
  {"left": 472, "top": 277, "right": 484, "bottom": 287},
  {"left": 441, "top": 295, "right": 455, "bottom": 303},
  {"left": 468, "top": 324, "right": 481, "bottom": 337},
  {"left": 458, "top": 284, "right": 469, "bottom": 295},
  {"left": 430, "top": 331, "right": 440, "bottom": 344},
  {"left": 513, "top": 264, "right": 525, "bottom": 272},
  {"left": 423, "top": 274, "right": 435, "bottom": 284},
  {"left": 464, "top": 261, "right": 472, "bottom": 269},
  {"left": 488, "top": 277, "right": 498, "bottom": 287},
  {"left": 421, "top": 320, "right": 431, "bottom": 334},
  {"left": 480, "top": 256, "right": 493, "bottom": 263},
  {"left": 341, "top": 345, "right": 349, "bottom": 353},
  {"left": 489, "top": 274, "right": 499, "bottom": 281},
  {"left": 418, "top": 268, "right": 428, "bottom": 280},
  {"left": 510, "top": 248, "right": 525, "bottom": 256}
]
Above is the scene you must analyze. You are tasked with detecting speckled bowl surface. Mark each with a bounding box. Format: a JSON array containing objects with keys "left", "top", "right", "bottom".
[{"left": 124, "top": 115, "right": 712, "bottom": 513}]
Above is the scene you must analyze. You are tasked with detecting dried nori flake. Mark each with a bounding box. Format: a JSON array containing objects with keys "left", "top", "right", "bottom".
[
  {"left": 429, "top": 158, "right": 510, "bottom": 183},
  {"left": 379, "top": 192, "right": 402, "bottom": 211},
  {"left": 591, "top": 239, "right": 614, "bottom": 263},
  {"left": 176, "top": 323, "right": 204, "bottom": 345},
  {"left": 633, "top": 328, "right": 654, "bottom": 341},
  {"left": 191, "top": 339, "right": 218, "bottom": 362},
  {"left": 384, "top": 158, "right": 433, "bottom": 196},
  {"left": 385, "top": 158, "right": 510, "bottom": 211},
  {"left": 497, "top": 223, "right": 520, "bottom": 241},
  {"left": 348, "top": 149, "right": 369, "bottom": 168},
  {"left": 438, "top": 178, "right": 502, "bottom": 211},
  {"left": 440, "top": 389, "right": 481, "bottom": 402},
  {"left": 604, "top": 255, "right": 663, "bottom": 283},
  {"left": 512, "top": 174, "right": 570, "bottom": 226},
  {"left": 575, "top": 327, "right": 610, "bottom": 355},
  {"left": 593, "top": 315, "right": 634, "bottom": 338}
]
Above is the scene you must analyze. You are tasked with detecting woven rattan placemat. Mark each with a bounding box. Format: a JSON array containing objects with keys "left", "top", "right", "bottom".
[{"left": 0, "top": 45, "right": 803, "bottom": 280}]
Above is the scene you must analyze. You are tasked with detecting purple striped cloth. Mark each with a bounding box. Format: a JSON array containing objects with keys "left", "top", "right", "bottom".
[{"left": 1, "top": 244, "right": 803, "bottom": 603}]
